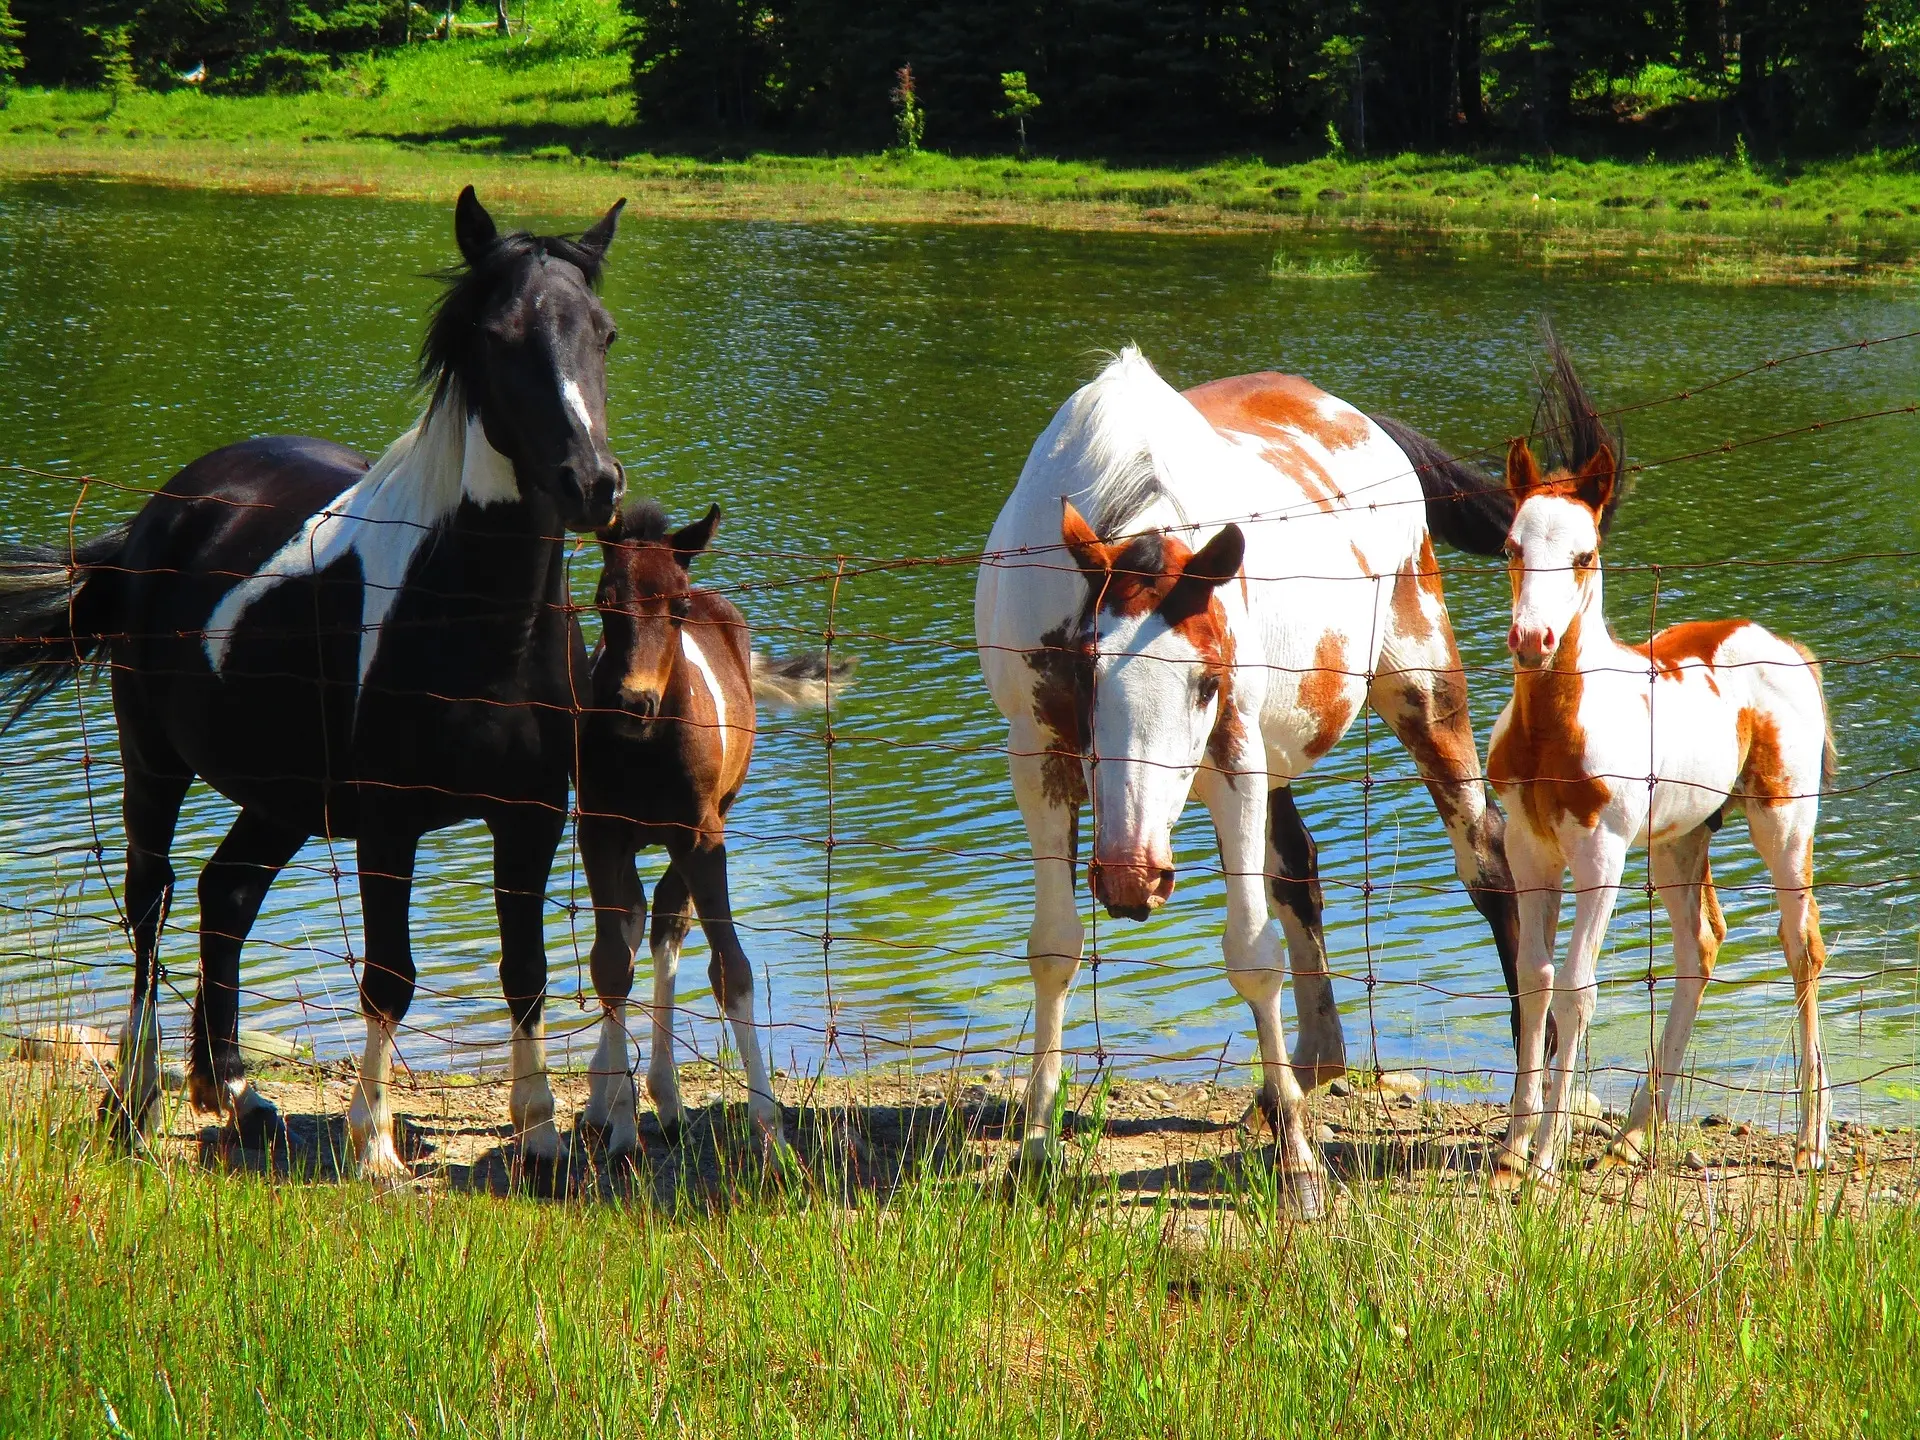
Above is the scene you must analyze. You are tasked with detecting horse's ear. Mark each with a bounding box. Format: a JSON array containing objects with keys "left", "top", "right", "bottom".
[
  {"left": 1061, "top": 501, "right": 1114, "bottom": 575},
  {"left": 1181, "top": 523, "right": 1244, "bottom": 589},
  {"left": 579, "top": 197, "right": 627, "bottom": 265},
  {"left": 1571, "top": 443, "right": 1615, "bottom": 518},
  {"left": 668, "top": 504, "right": 721, "bottom": 568},
  {"left": 595, "top": 510, "right": 624, "bottom": 544},
  {"left": 1505, "top": 437, "right": 1543, "bottom": 498},
  {"left": 455, "top": 186, "right": 499, "bottom": 267}
]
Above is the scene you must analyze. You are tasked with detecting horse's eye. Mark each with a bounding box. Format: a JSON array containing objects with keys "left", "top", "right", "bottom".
[
  {"left": 604, "top": 329, "right": 617, "bottom": 350},
  {"left": 1197, "top": 674, "right": 1220, "bottom": 707},
  {"left": 669, "top": 596, "right": 692, "bottom": 620},
  {"left": 1574, "top": 551, "right": 1596, "bottom": 569}
]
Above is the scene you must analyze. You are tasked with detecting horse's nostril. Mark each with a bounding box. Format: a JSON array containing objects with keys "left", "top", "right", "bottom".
[
  {"left": 1508, "top": 625, "right": 1522, "bottom": 652},
  {"left": 1541, "top": 626, "right": 1555, "bottom": 650}
]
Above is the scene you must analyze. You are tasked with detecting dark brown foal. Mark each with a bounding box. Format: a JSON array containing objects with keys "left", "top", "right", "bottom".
[{"left": 576, "top": 501, "right": 781, "bottom": 1155}]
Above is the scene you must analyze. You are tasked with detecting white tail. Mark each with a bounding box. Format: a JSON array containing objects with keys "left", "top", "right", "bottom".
[{"left": 750, "top": 651, "right": 858, "bottom": 710}]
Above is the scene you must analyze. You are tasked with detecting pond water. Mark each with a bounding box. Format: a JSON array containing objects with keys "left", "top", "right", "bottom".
[{"left": 2, "top": 179, "right": 1916, "bottom": 1124}]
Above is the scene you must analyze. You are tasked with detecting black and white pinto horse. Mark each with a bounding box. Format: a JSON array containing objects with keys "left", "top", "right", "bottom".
[{"left": 0, "top": 188, "right": 626, "bottom": 1178}]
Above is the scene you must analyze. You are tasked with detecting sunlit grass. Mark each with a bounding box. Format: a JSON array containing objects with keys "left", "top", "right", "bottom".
[
  {"left": 1269, "top": 247, "right": 1373, "bottom": 280},
  {"left": 1, "top": 1071, "right": 1918, "bottom": 1436}
]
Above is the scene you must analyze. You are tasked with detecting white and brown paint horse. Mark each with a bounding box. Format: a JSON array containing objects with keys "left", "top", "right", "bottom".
[
  {"left": 576, "top": 500, "right": 849, "bottom": 1158},
  {"left": 1489, "top": 436, "right": 1834, "bottom": 1184},
  {"left": 976, "top": 347, "right": 1527, "bottom": 1206}
]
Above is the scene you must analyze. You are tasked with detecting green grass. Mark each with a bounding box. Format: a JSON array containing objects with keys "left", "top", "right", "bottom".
[
  {"left": 3, "top": 1080, "right": 1919, "bottom": 1437},
  {"left": 1269, "top": 247, "right": 1374, "bottom": 280},
  {"left": 1, "top": 0, "right": 1920, "bottom": 280}
]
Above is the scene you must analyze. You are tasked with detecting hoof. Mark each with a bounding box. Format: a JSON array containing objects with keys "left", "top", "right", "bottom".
[
  {"left": 1009, "top": 1139, "right": 1061, "bottom": 1189},
  {"left": 96, "top": 1086, "right": 157, "bottom": 1149},
  {"left": 355, "top": 1132, "right": 411, "bottom": 1185},
  {"left": 1793, "top": 1144, "right": 1826, "bottom": 1174},
  {"left": 234, "top": 1097, "right": 287, "bottom": 1153},
  {"left": 1279, "top": 1168, "right": 1330, "bottom": 1222},
  {"left": 1488, "top": 1155, "right": 1530, "bottom": 1194},
  {"left": 1593, "top": 1135, "right": 1645, "bottom": 1173}
]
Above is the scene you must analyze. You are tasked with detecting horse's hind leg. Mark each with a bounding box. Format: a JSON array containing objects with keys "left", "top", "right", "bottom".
[
  {"left": 673, "top": 836, "right": 784, "bottom": 1148},
  {"left": 579, "top": 814, "right": 644, "bottom": 1156},
  {"left": 186, "top": 808, "right": 307, "bottom": 1148},
  {"left": 1751, "top": 798, "right": 1830, "bottom": 1171},
  {"left": 1267, "top": 786, "right": 1345, "bottom": 1091},
  {"left": 1369, "top": 619, "right": 1525, "bottom": 1043},
  {"left": 489, "top": 809, "right": 566, "bottom": 1171},
  {"left": 1603, "top": 828, "right": 1723, "bottom": 1170},
  {"left": 645, "top": 861, "right": 695, "bottom": 1136},
  {"left": 100, "top": 761, "right": 192, "bottom": 1143}
]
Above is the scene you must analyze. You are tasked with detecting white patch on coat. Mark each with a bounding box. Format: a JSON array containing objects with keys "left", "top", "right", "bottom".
[
  {"left": 562, "top": 377, "right": 596, "bottom": 436},
  {"left": 204, "top": 405, "right": 519, "bottom": 687},
  {"left": 679, "top": 628, "right": 728, "bottom": 762}
]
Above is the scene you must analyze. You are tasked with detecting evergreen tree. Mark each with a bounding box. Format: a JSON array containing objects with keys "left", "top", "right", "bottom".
[{"left": 0, "top": 0, "right": 25, "bottom": 99}]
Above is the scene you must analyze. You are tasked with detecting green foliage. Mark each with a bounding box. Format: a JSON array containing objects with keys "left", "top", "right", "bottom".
[
  {"left": 1867, "top": 0, "right": 1920, "bottom": 121},
  {"left": 95, "top": 22, "right": 133, "bottom": 108},
  {"left": 890, "top": 61, "right": 924, "bottom": 155},
  {"left": 996, "top": 68, "right": 1037, "bottom": 152},
  {"left": 542, "top": 0, "right": 607, "bottom": 58},
  {"left": 0, "top": 0, "right": 23, "bottom": 96}
]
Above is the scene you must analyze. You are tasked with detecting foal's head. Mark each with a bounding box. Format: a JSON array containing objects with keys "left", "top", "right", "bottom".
[
  {"left": 592, "top": 501, "right": 722, "bottom": 719},
  {"left": 1059, "top": 501, "right": 1244, "bottom": 920},
  {"left": 422, "top": 186, "right": 629, "bottom": 532},
  {"left": 1501, "top": 438, "right": 1620, "bottom": 670}
]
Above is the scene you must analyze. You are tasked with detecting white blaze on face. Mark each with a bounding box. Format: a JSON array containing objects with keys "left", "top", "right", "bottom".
[
  {"left": 562, "top": 376, "right": 597, "bottom": 436},
  {"left": 1508, "top": 494, "right": 1599, "bottom": 655},
  {"left": 1088, "top": 610, "right": 1216, "bottom": 865},
  {"left": 679, "top": 627, "right": 728, "bottom": 762}
]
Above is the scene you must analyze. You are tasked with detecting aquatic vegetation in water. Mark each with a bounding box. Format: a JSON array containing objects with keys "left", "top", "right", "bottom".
[{"left": 1268, "top": 247, "right": 1372, "bottom": 280}]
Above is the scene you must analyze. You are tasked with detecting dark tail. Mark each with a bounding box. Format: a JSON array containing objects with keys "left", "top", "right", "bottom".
[
  {"left": 1366, "top": 413, "right": 1514, "bottom": 557},
  {"left": 0, "top": 524, "right": 129, "bottom": 733},
  {"left": 1532, "top": 320, "right": 1629, "bottom": 536},
  {"left": 749, "top": 650, "right": 858, "bottom": 710}
]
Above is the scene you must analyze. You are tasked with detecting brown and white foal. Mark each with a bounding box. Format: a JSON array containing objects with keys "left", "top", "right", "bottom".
[
  {"left": 1489, "top": 439, "right": 1835, "bottom": 1184},
  {"left": 577, "top": 501, "right": 782, "bottom": 1156}
]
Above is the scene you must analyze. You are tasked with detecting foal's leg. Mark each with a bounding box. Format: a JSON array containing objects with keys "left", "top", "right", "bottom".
[
  {"left": 579, "top": 814, "right": 644, "bottom": 1157},
  {"left": 1200, "top": 767, "right": 1325, "bottom": 1212},
  {"left": 1750, "top": 800, "right": 1830, "bottom": 1171},
  {"left": 1008, "top": 733, "right": 1085, "bottom": 1169},
  {"left": 1494, "top": 835, "right": 1561, "bottom": 1187},
  {"left": 1266, "top": 786, "right": 1345, "bottom": 1091},
  {"left": 490, "top": 809, "right": 566, "bottom": 1169},
  {"left": 672, "top": 835, "right": 784, "bottom": 1147},
  {"left": 1528, "top": 829, "right": 1626, "bottom": 1179},
  {"left": 1604, "top": 828, "right": 1722, "bottom": 1170},
  {"left": 350, "top": 832, "right": 419, "bottom": 1180},
  {"left": 1370, "top": 600, "right": 1526, "bottom": 1044},
  {"left": 186, "top": 808, "right": 307, "bottom": 1146},
  {"left": 100, "top": 763, "right": 192, "bottom": 1143},
  {"left": 644, "top": 863, "right": 693, "bottom": 1136}
]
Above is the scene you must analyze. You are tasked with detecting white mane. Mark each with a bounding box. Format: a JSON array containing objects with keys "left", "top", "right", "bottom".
[{"left": 203, "top": 398, "right": 520, "bottom": 690}]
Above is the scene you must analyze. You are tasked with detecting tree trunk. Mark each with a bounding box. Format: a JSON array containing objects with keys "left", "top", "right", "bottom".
[
  {"left": 1457, "top": 4, "right": 1482, "bottom": 131},
  {"left": 497, "top": 0, "right": 510, "bottom": 36}
]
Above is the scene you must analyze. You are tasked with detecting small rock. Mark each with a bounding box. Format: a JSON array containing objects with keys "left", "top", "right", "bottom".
[
  {"left": 1572, "top": 1090, "right": 1605, "bottom": 1119},
  {"left": 236, "top": 1028, "right": 313, "bottom": 1064},
  {"left": 1328, "top": 1078, "right": 1352, "bottom": 1098},
  {"left": 982, "top": 1069, "right": 1001, "bottom": 1085},
  {"left": 1684, "top": 1149, "right": 1708, "bottom": 1171},
  {"left": 1872, "top": 1187, "right": 1902, "bottom": 1204},
  {"left": 1313, "top": 1122, "right": 1335, "bottom": 1145},
  {"left": 1701, "top": 1113, "right": 1731, "bottom": 1128},
  {"left": 1732, "top": 1123, "right": 1754, "bottom": 1137},
  {"left": 1394, "top": 1093, "right": 1416, "bottom": 1109},
  {"left": 14, "top": 1023, "right": 116, "bottom": 1068},
  {"left": 1375, "top": 1070, "right": 1424, "bottom": 1099},
  {"left": 1145, "top": 1085, "right": 1174, "bottom": 1104}
]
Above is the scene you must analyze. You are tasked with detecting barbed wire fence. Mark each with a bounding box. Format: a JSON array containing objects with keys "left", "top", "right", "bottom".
[{"left": 1, "top": 328, "right": 1917, "bottom": 1188}]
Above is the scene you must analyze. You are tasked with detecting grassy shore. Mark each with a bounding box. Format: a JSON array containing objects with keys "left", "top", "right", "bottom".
[
  {"left": 2, "top": 3, "right": 1920, "bottom": 281},
  {"left": 1, "top": 1063, "right": 1918, "bottom": 1436}
]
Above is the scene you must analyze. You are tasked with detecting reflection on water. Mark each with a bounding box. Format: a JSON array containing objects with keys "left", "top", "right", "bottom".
[{"left": 1, "top": 180, "right": 1916, "bottom": 1122}]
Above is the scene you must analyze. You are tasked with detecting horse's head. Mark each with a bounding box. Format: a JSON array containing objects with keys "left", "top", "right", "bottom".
[
  {"left": 423, "top": 186, "right": 628, "bottom": 532},
  {"left": 1060, "top": 501, "right": 1244, "bottom": 921},
  {"left": 591, "top": 501, "right": 721, "bottom": 720},
  {"left": 1502, "top": 438, "right": 1617, "bottom": 670}
]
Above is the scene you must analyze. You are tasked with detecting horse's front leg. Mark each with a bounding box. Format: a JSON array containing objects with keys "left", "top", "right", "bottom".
[
  {"left": 671, "top": 831, "right": 785, "bottom": 1150},
  {"left": 1007, "top": 731, "right": 1085, "bottom": 1171},
  {"left": 578, "top": 813, "right": 644, "bottom": 1158},
  {"left": 1200, "top": 766, "right": 1325, "bottom": 1216},
  {"left": 489, "top": 807, "right": 566, "bottom": 1171},
  {"left": 351, "top": 831, "right": 419, "bottom": 1181},
  {"left": 1266, "top": 785, "right": 1345, "bottom": 1091}
]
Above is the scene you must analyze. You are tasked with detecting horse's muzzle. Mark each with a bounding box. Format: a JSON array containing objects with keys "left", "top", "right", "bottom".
[{"left": 1089, "top": 856, "right": 1175, "bottom": 921}]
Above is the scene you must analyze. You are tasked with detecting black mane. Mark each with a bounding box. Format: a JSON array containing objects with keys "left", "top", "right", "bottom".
[
  {"left": 612, "top": 499, "right": 669, "bottom": 544},
  {"left": 1532, "top": 320, "right": 1629, "bottom": 537},
  {"left": 418, "top": 229, "right": 609, "bottom": 413}
]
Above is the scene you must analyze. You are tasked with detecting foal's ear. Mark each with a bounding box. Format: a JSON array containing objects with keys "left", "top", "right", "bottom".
[
  {"left": 1504, "top": 437, "right": 1543, "bottom": 498},
  {"left": 454, "top": 186, "right": 499, "bottom": 267},
  {"left": 579, "top": 197, "right": 628, "bottom": 265},
  {"left": 1181, "top": 523, "right": 1244, "bottom": 589},
  {"left": 1061, "top": 501, "right": 1114, "bottom": 575},
  {"left": 668, "top": 504, "right": 721, "bottom": 568},
  {"left": 1571, "top": 443, "right": 1615, "bottom": 518}
]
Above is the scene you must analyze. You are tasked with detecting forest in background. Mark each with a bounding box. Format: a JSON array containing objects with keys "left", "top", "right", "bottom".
[{"left": 4, "top": 2, "right": 1920, "bottom": 161}]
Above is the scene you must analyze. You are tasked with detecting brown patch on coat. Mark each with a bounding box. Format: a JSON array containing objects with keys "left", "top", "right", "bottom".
[
  {"left": 1029, "top": 620, "right": 1092, "bottom": 806},
  {"left": 1298, "top": 632, "right": 1355, "bottom": 760},
  {"left": 1627, "top": 618, "right": 1751, "bottom": 678},
  {"left": 1697, "top": 861, "right": 1727, "bottom": 976},
  {"left": 1488, "top": 613, "right": 1612, "bottom": 838},
  {"left": 1736, "top": 706, "right": 1795, "bottom": 808},
  {"left": 1185, "top": 372, "right": 1368, "bottom": 515},
  {"left": 1349, "top": 542, "right": 1374, "bottom": 577},
  {"left": 1379, "top": 654, "right": 1481, "bottom": 828},
  {"left": 1390, "top": 535, "right": 1446, "bottom": 644}
]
